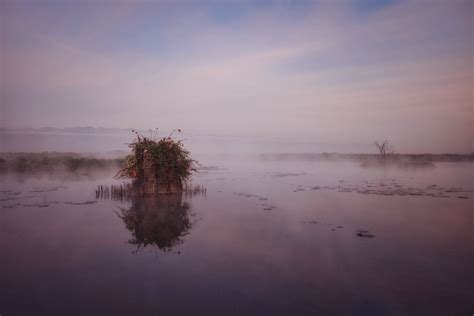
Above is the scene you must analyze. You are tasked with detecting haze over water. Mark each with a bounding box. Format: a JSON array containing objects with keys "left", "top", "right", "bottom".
[
  {"left": 2, "top": 0, "right": 473, "bottom": 153},
  {"left": 1, "top": 156, "right": 473, "bottom": 315},
  {"left": 1, "top": 0, "right": 473, "bottom": 315}
]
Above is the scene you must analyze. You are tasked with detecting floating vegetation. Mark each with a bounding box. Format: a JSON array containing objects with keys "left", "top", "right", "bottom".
[
  {"left": 297, "top": 181, "right": 473, "bottom": 199},
  {"left": 1, "top": 203, "right": 21, "bottom": 209},
  {"left": 64, "top": 200, "right": 98, "bottom": 205},
  {"left": 232, "top": 192, "right": 276, "bottom": 210},
  {"left": 29, "top": 188, "right": 59, "bottom": 193},
  {"left": 272, "top": 172, "right": 307, "bottom": 178},
  {"left": 356, "top": 230, "right": 375, "bottom": 238},
  {"left": 21, "top": 203, "right": 50, "bottom": 208},
  {"left": 0, "top": 195, "right": 59, "bottom": 208},
  {"left": 0, "top": 197, "right": 20, "bottom": 202},
  {"left": 293, "top": 188, "right": 306, "bottom": 192},
  {"left": 302, "top": 223, "right": 376, "bottom": 239}
]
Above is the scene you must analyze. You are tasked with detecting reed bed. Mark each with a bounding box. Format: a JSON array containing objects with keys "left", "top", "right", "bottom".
[{"left": 96, "top": 183, "right": 206, "bottom": 201}]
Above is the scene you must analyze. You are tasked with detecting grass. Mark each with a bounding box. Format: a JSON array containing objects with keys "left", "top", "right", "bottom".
[{"left": 0, "top": 152, "right": 123, "bottom": 173}]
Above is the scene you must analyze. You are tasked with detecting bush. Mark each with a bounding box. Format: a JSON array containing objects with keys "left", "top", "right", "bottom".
[{"left": 117, "top": 129, "right": 196, "bottom": 185}]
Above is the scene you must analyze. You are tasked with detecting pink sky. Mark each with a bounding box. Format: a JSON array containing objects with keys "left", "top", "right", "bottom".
[{"left": 1, "top": 0, "right": 472, "bottom": 153}]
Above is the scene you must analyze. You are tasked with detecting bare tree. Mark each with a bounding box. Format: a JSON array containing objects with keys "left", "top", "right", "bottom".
[{"left": 374, "top": 140, "right": 393, "bottom": 157}]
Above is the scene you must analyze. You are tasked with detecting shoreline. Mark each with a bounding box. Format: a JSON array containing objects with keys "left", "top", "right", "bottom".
[{"left": 0, "top": 152, "right": 472, "bottom": 174}]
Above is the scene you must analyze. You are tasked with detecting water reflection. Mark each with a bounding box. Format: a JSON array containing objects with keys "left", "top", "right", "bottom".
[
  {"left": 0, "top": 163, "right": 473, "bottom": 315},
  {"left": 95, "top": 183, "right": 204, "bottom": 253},
  {"left": 117, "top": 193, "right": 193, "bottom": 253}
]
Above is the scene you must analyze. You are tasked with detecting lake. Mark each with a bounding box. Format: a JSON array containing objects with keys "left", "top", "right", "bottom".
[{"left": 1, "top": 158, "right": 473, "bottom": 315}]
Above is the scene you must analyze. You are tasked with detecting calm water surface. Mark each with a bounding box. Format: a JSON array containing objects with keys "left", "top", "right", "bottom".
[{"left": 1, "top": 159, "right": 473, "bottom": 315}]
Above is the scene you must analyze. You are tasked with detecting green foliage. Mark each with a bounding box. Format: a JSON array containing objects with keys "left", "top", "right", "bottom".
[{"left": 117, "top": 129, "right": 196, "bottom": 184}]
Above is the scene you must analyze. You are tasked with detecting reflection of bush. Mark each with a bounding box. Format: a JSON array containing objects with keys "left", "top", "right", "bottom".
[{"left": 118, "top": 193, "right": 192, "bottom": 252}]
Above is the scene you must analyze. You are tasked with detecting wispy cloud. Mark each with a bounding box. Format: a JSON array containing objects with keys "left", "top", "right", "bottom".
[{"left": 1, "top": 0, "right": 472, "bottom": 152}]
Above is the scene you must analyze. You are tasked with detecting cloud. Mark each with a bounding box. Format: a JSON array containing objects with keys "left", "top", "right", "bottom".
[{"left": 1, "top": 0, "right": 472, "bottom": 152}]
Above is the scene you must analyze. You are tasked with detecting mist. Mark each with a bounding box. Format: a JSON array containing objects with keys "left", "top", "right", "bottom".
[
  {"left": 1, "top": 1, "right": 473, "bottom": 315},
  {"left": 2, "top": 0, "right": 472, "bottom": 153}
]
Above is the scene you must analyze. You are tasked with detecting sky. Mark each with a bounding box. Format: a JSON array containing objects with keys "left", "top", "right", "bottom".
[{"left": 1, "top": 0, "right": 473, "bottom": 153}]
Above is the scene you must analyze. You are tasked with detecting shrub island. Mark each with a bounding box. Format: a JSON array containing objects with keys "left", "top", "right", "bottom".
[{"left": 117, "top": 129, "right": 196, "bottom": 195}]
